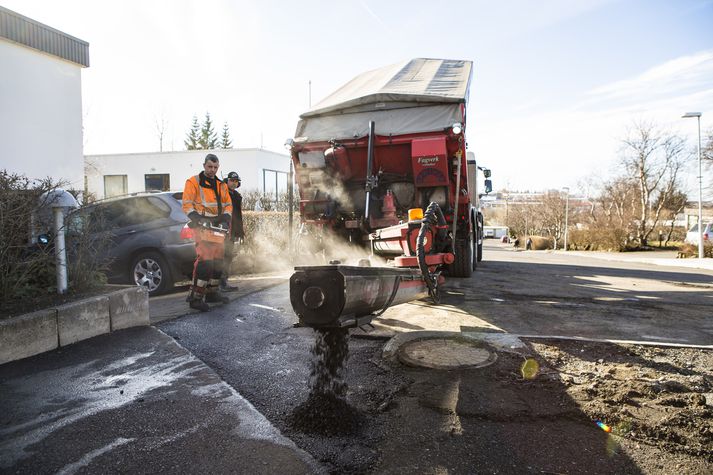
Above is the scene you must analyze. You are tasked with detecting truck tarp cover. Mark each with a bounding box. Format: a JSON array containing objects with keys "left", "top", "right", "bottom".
[{"left": 295, "top": 58, "right": 472, "bottom": 141}]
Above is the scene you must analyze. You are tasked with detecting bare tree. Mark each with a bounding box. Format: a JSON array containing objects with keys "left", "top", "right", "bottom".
[
  {"left": 703, "top": 127, "right": 713, "bottom": 195},
  {"left": 538, "top": 191, "right": 570, "bottom": 248},
  {"left": 599, "top": 177, "right": 638, "bottom": 231},
  {"left": 655, "top": 190, "right": 687, "bottom": 246},
  {"left": 619, "top": 121, "right": 688, "bottom": 246},
  {"left": 155, "top": 113, "right": 169, "bottom": 152},
  {"left": 703, "top": 127, "right": 713, "bottom": 162}
]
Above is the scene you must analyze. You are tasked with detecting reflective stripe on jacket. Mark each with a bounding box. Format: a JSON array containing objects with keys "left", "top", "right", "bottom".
[{"left": 182, "top": 173, "right": 233, "bottom": 218}]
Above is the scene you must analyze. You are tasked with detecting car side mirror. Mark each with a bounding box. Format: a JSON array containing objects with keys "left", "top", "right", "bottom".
[{"left": 484, "top": 179, "right": 493, "bottom": 194}]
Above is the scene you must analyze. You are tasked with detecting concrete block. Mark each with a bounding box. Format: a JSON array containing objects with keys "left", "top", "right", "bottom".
[
  {"left": 109, "top": 287, "right": 149, "bottom": 331},
  {"left": 57, "top": 296, "right": 110, "bottom": 347},
  {"left": 0, "top": 309, "right": 58, "bottom": 365}
]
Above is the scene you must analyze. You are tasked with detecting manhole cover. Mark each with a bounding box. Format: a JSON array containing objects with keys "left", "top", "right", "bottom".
[{"left": 397, "top": 337, "right": 497, "bottom": 370}]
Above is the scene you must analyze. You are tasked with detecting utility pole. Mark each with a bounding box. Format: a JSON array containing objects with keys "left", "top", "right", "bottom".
[
  {"left": 563, "top": 187, "right": 570, "bottom": 251},
  {"left": 682, "top": 112, "right": 704, "bottom": 259}
]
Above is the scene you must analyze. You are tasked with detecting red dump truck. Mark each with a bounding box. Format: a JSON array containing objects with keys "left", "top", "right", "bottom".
[{"left": 288, "top": 59, "right": 492, "bottom": 327}]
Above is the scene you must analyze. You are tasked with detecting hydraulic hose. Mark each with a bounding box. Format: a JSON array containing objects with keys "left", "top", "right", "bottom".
[{"left": 416, "top": 202, "right": 446, "bottom": 303}]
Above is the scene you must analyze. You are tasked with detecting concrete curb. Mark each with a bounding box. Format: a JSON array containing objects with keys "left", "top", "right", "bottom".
[
  {"left": 0, "top": 286, "right": 149, "bottom": 365},
  {"left": 562, "top": 251, "right": 713, "bottom": 271}
]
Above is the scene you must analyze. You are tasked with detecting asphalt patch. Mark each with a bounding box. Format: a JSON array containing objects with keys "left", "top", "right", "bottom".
[
  {"left": 288, "top": 328, "right": 365, "bottom": 436},
  {"left": 288, "top": 392, "right": 364, "bottom": 436}
]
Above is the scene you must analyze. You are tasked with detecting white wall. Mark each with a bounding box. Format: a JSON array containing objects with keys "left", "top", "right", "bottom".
[
  {"left": 0, "top": 39, "right": 84, "bottom": 188},
  {"left": 84, "top": 149, "right": 290, "bottom": 199}
]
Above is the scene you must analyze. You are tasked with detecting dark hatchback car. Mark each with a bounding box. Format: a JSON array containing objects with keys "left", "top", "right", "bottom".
[{"left": 68, "top": 192, "right": 195, "bottom": 295}]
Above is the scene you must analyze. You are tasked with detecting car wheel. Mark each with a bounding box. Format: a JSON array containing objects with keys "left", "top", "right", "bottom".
[{"left": 130, "top": 251, "right": 173, "bottom": 295}]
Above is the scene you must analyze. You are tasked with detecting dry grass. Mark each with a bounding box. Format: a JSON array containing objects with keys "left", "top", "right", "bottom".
[
  {"left": 677, "top": 242, "right": 713, "bottom": 258},
  {"left": 514, "top": 235, "right": 553, "bottom": 250}
]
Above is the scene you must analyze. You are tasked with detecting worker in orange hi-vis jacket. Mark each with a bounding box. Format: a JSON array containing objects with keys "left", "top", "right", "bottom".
[{"left": 182, "top": 153, "right": 233, "bottom": 311}]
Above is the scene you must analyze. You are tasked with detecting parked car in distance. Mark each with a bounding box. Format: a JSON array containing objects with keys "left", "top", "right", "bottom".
[
  {"left": 685, "top": 222, "right": 711, "bottom": 245},
  {"left": 67, "top": 192, "right": 195, "bottom": 295}
]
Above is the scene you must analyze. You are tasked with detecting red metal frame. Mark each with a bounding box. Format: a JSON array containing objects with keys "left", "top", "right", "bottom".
[{"left": 394, "top": 253, "right": 454, "bottom": 270}]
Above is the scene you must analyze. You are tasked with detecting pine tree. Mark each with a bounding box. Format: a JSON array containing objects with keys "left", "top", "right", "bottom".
[
  {"left": 184, "top": 115, "right": 201, "bottom": 150},
  {"left": 220, "top": 122, "right": 233, "bottom": 149},
  {"left": 199, "top": 112, "right": 219, "bottom": 150}
]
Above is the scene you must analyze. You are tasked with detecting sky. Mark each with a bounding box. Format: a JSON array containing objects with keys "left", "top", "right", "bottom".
[{"left": 4, "top": 0, "right": 713, "bottom": 196}]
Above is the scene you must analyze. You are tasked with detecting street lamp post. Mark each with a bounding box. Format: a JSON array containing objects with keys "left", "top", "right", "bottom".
[
  {"left": 562, "top": 187, "right": 570, "bottom": 251},
  {"left": 682, "top": 112, "right": 704, "bottom": 259}
]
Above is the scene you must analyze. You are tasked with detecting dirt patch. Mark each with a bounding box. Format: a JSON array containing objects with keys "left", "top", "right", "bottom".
[
  {"left": 532, "top": 340, "right": 713, "bottom": 462},
  {"left": 281, "top": 337, "right": 712, "bottom": 473},
  {"left": 372, "top": 339, "right": 713, "bottom": 473}
]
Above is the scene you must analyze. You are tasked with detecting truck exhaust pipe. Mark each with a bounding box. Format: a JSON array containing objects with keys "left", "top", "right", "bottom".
[{"left": 290, "top": 264, "right": 435, "bottom": 328}]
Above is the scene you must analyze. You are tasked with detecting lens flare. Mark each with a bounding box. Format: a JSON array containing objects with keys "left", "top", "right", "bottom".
[{"left": 595, "top": 420, "right": 612, "bottom": 433}]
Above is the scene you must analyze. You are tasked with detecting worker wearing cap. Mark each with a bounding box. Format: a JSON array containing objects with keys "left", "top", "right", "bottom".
[
  {"left": 182, "top": 153, "right": 233, "bottom": 311},
  {"left": 220, "top": 171, "right": 245, "bottom": 292}
]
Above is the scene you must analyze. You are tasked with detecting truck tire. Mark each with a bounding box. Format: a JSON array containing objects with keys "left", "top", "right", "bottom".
[
  {"left": 473, "top": 231, "right": 479, "bottom": 270},
  {"left": 449, "top": 232, "right": 474, "bottom": 278},
  {"left": 476, "top": 213, "right": 484, "bottom": 262}
]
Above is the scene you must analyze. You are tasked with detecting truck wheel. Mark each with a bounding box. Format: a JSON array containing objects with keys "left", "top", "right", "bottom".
[
  {"left": 449, "top": 233, "right": 474, "bottom": 278},
  {"left": 476, "top": 214, "right": 484, "bottom": 262},
  {"left": 473, "top": 231, "right": 479, "bottom": 270},
  {"left": 130, "top": 251, "right": 173, "bottom": 295}
]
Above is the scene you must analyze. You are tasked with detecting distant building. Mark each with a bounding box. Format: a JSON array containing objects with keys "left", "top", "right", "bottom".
[
  {"left": 683, "top": 202, "right": 713, "bottom": 228},
  {"left": 0, "top": 6, "right": 89, "bottom": 188},
  {"left": 84, "top": 149, "right": 290, "bottom": 201},
  {"left": 483, "top": 226, "right": 509, "bottom": 239}
]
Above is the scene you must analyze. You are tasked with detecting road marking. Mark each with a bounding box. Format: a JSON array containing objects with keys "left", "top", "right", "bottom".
[
  {"left": 249, "top": 303, "right": 279, "bottom": 311},
  {"left": 640, "top": 335, "right": 690, "bottom": 342},
  {"left": 235, "top": 318, "right": 245, "bottom": 323},
  {"left": 491, "top": 298, "right": 504, "bottom": 302},
  {"left": 56, "top": 437, "right": 134, "bottom": 475},
  {"left": 518, "top": 334, "right": 709, "bottom": 349}
]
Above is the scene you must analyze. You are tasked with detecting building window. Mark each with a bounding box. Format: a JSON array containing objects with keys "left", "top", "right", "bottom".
[
  {"left": 104, "top": 175, "right": 128, "bottom": 198},
  {"left": 262, "top": 169, "right": 288, "bottom": 206},
  {"left": 145, "top": 174, "right": 170, "bottom": 192}
]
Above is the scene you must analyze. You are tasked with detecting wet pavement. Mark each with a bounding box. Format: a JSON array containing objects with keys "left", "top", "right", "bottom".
[
  {"left": 149, "top": 272, "right": 289, "bottom": 324},
  {"left": 0, "top": 326, "right": 319, "bottom": 474}
]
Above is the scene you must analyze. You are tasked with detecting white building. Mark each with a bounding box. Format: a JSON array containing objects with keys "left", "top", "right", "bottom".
[
  {"left": 85, "top": 149, "right": 290, "bottom": 200},
  {"left": 0, "top": 6, "right": 89, "bottom": 189}
]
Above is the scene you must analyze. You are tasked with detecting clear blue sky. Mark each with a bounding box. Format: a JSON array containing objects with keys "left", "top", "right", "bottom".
[{"left": 5, "top": 0, "right": 713, "bottom": 195}]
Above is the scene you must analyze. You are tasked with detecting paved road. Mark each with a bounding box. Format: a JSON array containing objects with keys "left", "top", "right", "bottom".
[
  {"left": 2, "top": 242, "right": 712, "bottom": 473},
  {"left": 372, "top": 241, "right": 713, "bottom": 346}
]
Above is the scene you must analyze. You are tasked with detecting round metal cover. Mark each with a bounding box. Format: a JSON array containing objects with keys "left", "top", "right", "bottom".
[{"left": 397, "top": 337, "right": 497, "bottom": 370}]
